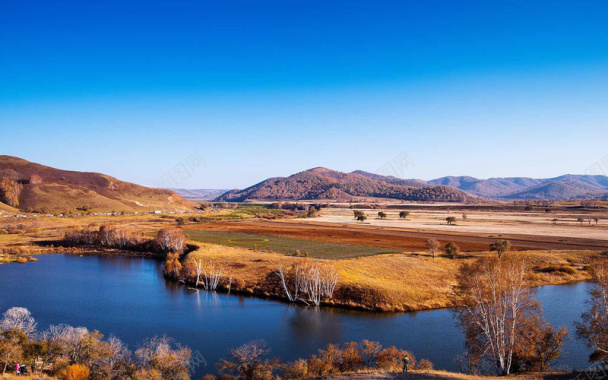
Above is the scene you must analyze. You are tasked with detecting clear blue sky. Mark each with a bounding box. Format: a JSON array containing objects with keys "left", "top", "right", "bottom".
[{"left": 1, "top": 0, "right": 607, "bottom": 189}]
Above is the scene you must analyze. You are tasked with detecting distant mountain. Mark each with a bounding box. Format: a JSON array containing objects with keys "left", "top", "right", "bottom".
[
  {"left": 0, "top": 156, "right": 193, "bottom": 213},
  {"left": 213, "top": 169, "right": 608, "bottom": 202},
  {"left": 215, "top": 167, "right": 471, "bottom": 202},
  {"left": 171, "top": 189, "right": 230, "bottom": 200},
  {"left": 503, "top": 175, "right": 608, "bottom": 200},
  {"left": 428, "top": 174, "right": 608, "bottom": 200}
]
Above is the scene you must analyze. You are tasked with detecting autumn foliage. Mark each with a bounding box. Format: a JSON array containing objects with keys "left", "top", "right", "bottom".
[
  {"left": 0, "top": 176, "right": 22, "bottom": 207},
  {"left": 63, "top": 364, "right": 90, "bottom": 380}
]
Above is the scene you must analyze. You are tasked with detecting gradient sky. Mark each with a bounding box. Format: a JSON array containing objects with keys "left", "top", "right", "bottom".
[{"left": 1, "top": 0, "right": 608, "bottom": 189}]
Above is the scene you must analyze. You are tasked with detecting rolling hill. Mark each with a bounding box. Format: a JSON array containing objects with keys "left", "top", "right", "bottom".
[
  {"left": 428, "top": 174, "right": 608, "bottom": 200},
  {"left": 216, "top": 167, "right": 471, "bottom": 202},
  {"left": 0, "top": 156, "right": 193, "bottom": 213}
]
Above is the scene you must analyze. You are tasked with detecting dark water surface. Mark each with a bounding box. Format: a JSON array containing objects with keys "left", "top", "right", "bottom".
[{"left": 0, "top": 255, "right": 593, "bottom": 377}]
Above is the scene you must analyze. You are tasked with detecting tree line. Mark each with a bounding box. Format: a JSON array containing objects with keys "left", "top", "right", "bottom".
[{"left": 63, "top": 226, "right": 186, "bottom": 256}]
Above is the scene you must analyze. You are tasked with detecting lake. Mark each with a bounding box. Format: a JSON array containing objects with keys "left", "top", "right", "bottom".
[{"left": 0, "top": 254, "right": 593, "bottom": 378}]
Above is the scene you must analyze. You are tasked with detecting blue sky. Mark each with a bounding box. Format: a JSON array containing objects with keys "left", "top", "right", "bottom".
[{"left": 1, "top": 0, "right": 607, "bottom": 189}]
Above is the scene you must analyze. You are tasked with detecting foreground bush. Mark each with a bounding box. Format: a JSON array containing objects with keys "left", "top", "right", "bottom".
[
  {"left": 213, "top": 340, "right": 426, "bottom": 380},
  {"left": 63, "top": 364, "right": 90, "bottom": 380}
]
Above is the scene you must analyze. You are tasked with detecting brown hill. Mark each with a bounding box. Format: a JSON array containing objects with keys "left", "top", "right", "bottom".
[
  {"left": 0, "top": 156, "right": 193, "bottom": 213},
  {"left": 216, "top": 167, "right": 472, "bottom": 202}
]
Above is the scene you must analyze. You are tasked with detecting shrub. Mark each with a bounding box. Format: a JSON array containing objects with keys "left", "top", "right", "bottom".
[
  {"left": 377, "top": 346, "right": 415, "bottom": 371},
  {"left": 0, "top": 229, "right": 7, "bottom": 235},
  {"left": 282, "top": 359, "right": 308, "bottom": 379},
  {"left": 417, "top": 359, "right": 434, "bottom": 370},
  {"left": 540, "top": 265, "right": 578, "bottom": 275},
  {"left": 341, "top": 341, "right": 364, "bottom": 372},
  {"left": 63, "top": 364, "right": 90, "bottom": 380},
  {"left": 16, "top": 257, "right": 28, "bottom": 263}
]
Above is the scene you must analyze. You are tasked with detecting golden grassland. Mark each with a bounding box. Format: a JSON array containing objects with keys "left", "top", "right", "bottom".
[{"left": 187, "top": 239, "right": 599, "bottom": 311}]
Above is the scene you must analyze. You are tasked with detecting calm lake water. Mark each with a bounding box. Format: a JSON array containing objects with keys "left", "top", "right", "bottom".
[{"left": 0, "top": 255, "right": 593, "bottom": 377}]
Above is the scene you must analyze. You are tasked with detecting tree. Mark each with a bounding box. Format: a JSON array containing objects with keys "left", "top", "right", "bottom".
[
  {"left": 576, "top": 261, "right": 608, "bottom": 362},
  {"left": 552, "top": 218, "right": 558, "bottom": 225},
  {"left": 175, "top": 217, "right": 185, "bottom": 226},
  {"left": 490, "top": 240, "right": 511, "bottom": 258},
  {"left": 0, "top": 307, "right": 37, "bottom": 336},
  {"left": 135, "top": 336, "right": 191, "bottom": 380},
  {"left": 164, "top": 252, "right": 182, "bottom": 278},
  {"left": 277, "top": 262, "right": 339, "bottom": 306},
  {"left": 356, "top": 215, "right": 367, "bottom": 223},
  {"left": 399, "top": 211, "right": 409, "bottom": 219},
  {"left": 156, "top": 228, "right": 186, "bottom": 253},
  {"left": 446, "top": 216, "right": 457, "bottom": 225},
  {"left": 425, "top": 239, "right": 440, "bottom": 259},
  {"left": 219, "top": 340, "right": 278, "bottom": 380},
  {"left": 514, "top": 320, "right": 567, "bottom": 372},
  {"left": 455, "top": 255, "right": 564, "bottom": 375},
  {"left": 0, "top": 329, "right": 25, "bottom": 375},
  {"left": 594, "top": 217, "right": 600, "bottom": 226},
  {"left": 462, "top": 213, "right": 468, "bottom": 221},
  {"left": 377, "top": 212, "right": 387, "bottom": 219},
  {"left": 577, "top": 217, "right": 585, "bottom": 225},
  {"left": 353, "top": 210, "right": 364, "bottom": 220},
  {"left": 0, "top": 176, "right": 22, "bottom": 208},
  {"left": 445, "top": 242, "right": 460, "bottom": 258}
]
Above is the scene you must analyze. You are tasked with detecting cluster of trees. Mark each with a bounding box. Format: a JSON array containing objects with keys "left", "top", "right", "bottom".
[
  {"left": 63, "top": 226, "right": 186, "bottom": 255},
  {"left": 0, "top": 176, "right": 22, "bottom": 207},
  {"left": 353, "top": 210, "right": 367, "bottom": 222},
  {"left": 423, "top": 239, "right": 511, "bottom": 259},
  {"left": 576, "top": 217, "right": 601, "bottom": 226},
  {"left": 455, "top": 255, "right": 568, "bottom": 375},
  {"left": 277, "top": 261, "right": 339, "bottom": 306},
  {"left": 0, "top": 307, "right": 191, "bottom": 380},
  {"left": 204, "top": 340, "right": 431, "bottom": 380}
]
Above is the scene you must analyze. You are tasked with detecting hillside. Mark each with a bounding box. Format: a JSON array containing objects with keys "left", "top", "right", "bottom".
[
  {"left": 428, "top": 175, "right": 608, "bottom": 200},
  {"left": 216, "top": 168, "right": 471, "bottom": 202},
  {"left": 0, "top": 156, "right": 193, "bottom": 213}
]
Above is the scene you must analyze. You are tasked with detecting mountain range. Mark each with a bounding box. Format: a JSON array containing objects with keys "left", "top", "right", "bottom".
[
  {"left": 215, "top": 167, "right": 471, "bottom": 202},
  {"left": 211, "top": 168, "right": 608, "bottom": 202},
  {"left": 0, "top": 156, "right": 192, "bottom": 213}
]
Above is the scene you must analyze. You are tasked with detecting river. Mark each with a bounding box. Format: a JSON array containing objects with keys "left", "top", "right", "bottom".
[{"left": 0, "top": 254, "right": 593, "bottom": 378}]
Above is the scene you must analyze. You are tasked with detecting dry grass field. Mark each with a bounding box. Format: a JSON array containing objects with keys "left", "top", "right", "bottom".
[{"left": 187, "top": 240, "right": 597, "bottom": 311}]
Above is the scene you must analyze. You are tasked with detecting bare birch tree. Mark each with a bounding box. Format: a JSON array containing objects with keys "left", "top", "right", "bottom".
[
  {"left": 455, "top": 255, "right": 532, "bottom": 375},
  {"left": 277, "top": 261, "right": 339, "bottom": 306},
  {"left": 0, "top": 307, "right": 37, "bottom": 336}
]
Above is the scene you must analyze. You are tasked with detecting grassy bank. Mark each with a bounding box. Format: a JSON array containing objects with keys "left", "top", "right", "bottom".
[{"left": 186, "top": 242, "right": 599, "bottom": 311}]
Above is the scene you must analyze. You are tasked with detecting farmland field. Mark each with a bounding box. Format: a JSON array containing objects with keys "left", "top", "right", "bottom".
[{"left": 184, "top": 229, "right": 401, "bottom": 259}]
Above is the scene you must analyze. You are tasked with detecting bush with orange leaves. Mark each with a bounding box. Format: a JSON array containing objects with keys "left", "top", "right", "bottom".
[{"left": 63, "top": 364, "right": 90, "bottom": 380}]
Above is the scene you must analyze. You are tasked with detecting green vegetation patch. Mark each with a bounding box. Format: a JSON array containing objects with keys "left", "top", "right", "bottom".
[{"left": 184, "top": 230, "right": 400, "bottom": 259}]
